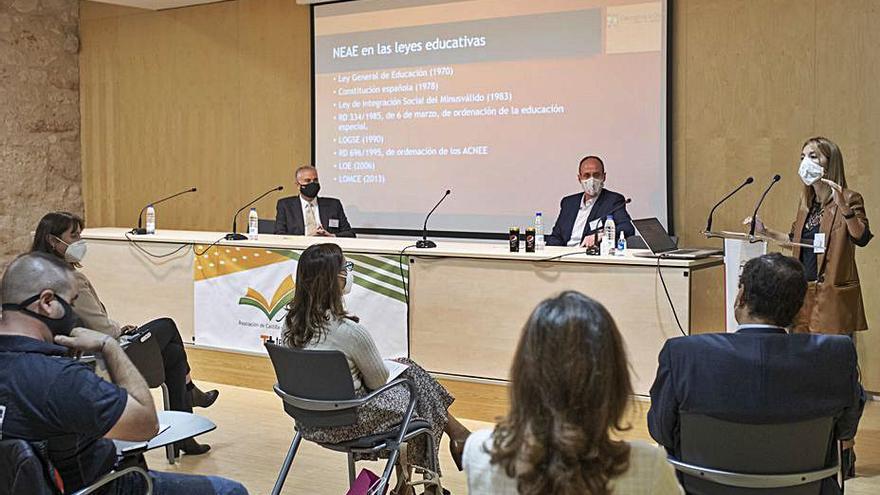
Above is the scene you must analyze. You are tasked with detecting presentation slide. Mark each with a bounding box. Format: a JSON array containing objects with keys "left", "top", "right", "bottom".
[{"left": 314, "top": 0, "right": 667, "bottom": 234}]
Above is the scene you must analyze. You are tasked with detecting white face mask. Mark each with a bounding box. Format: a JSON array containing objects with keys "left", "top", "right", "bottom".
[
  {"left": 342, "top": 269, "right": 354, "bottom": 295},
  {"left": 581, "top": 177, "right": 604, "bottom": 196},
  {"left": 55, "top": 237, "right": 87, "bottom": 264},
  {"left": 798, "top": 157, "right": 824, "bottom": 186}
]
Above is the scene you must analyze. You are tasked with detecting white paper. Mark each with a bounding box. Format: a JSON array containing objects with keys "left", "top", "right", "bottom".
[
  {"left": 813, "top": 233, "right": 826, "bottom": 254},
  {"left": 589, "top": 218, "right": 602, "bottom": 231},
  {"left": 329, "top": 218, "right": 340, "bottom": 228},
  {"left": 384, "top": 359, "right": 410, "bottom": 384}
]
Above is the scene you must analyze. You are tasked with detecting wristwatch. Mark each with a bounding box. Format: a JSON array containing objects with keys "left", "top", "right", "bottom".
[{"left": 843, "top": 211, "right": 856, "bottom": 219}]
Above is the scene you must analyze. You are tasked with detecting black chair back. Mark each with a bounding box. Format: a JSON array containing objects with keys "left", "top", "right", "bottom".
[
  {"left": 265, "top": 342, "right": 358, "bottom": 428},
  {"left": 124, "top": 331, "right": 166, "bottom": 389},
  {"left": 0, "top": 440, "right": 58, "bottom": 495},
  {"left": 258, "top": 219, "right": 277, "bottom": 234},
  {"left": 679, "top": 413, "right": 835, "bottom": 495}
]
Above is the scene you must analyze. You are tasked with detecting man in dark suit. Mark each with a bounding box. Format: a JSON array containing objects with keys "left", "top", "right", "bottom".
[
  {"left": 648, "top": 253, "right": 864, "bottom": 493},
  {"left": 274, "top": 165, "right": 355, "bottom": 237},
  {"left": 545, "top": 155, "right": 634, "bottom": 247}
]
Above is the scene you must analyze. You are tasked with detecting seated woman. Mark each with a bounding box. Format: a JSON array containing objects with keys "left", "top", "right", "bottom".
[
  {"left": 463, "top": 291, "right": 683, "bottom": 495},
  {"left": 31, "top": 211, "right": 218, "bottom": 456},
  {"left": 281, "top": 243, "right": 471, "bottom": 495}
]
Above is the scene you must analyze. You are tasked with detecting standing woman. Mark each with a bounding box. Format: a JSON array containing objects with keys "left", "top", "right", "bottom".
[
  {"left": 756, "top": 136, "right": 872, "bottom": 335},
  {"left": 755, "top": 137, "right": 871, "bottom": 477},
  {"left": 31, "top": 212, "right": 219, "bottom": 456}
]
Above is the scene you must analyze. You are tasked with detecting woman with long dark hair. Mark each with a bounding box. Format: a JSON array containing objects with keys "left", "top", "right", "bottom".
[
  {"left": 31, "top": 211, "right": 218, "bottom": 456},
  {"left": 463, "top": 291, "right": 682, "bottom": 494},
  {"left": 282, "top": 243, "right": 471, "bottom": 495}
]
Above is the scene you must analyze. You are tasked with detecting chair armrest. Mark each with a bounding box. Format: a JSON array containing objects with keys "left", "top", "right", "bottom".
[
  {"left": 273, "top": 378, "right": 414, "bottom": 412},
  {"left": 667, "top": 456, "right": 839, "bottom": 489},
  {"left": 72, "top": 466, "right": 152, "bottom": 495}
]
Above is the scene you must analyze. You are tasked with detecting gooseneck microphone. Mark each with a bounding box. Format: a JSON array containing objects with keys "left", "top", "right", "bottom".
[
  {"left": 705, "top": 177, "right": 754, "bottom": 233},
  {"left": 748, "top": 174, "right": 782, "bottom": 238},
  {"left": 416, "top": 189, "right": 451, "bottom": 248},
  {"left": 226, "top": 186, "right": 284, "bottom": 241},
  {"left": 584, "top": 198, "right": 632, "bottom": 238},
  {"left": 131, "top": 187, "right": 198, "bottom": 235}
]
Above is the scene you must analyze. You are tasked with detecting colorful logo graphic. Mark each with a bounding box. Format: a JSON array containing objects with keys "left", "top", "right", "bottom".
[{"left": 238, "top": 275, "right": 295, "bottom": 320}]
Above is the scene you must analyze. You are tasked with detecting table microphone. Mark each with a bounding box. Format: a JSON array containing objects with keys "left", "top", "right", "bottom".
[
  {"left": 130, "top": 187, "right": 197, "bottom": 235},
  {"left": 705, "top": 177, "right": 754, "bottom": 233},
  {"left": 748, "top": 174, "right": 781, "bottom": 238},
  {"left": 226, "top": 186, "right": 284, "bottom": 241},
  {"left": 584, "top": 198, "right": 632, "bottom": 238},
  {"left": 416, "top": 189, "right": 451, "bottom": 248}
]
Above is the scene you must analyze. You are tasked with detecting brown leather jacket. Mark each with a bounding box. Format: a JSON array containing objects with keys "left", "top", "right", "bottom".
[{"left": 790, "top": 188, "right": 872, "bottom": 333}]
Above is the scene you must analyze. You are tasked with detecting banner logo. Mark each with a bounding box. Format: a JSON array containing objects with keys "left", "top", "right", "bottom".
[{"left": 238, "top": 275, "right": 295, "bottom": 320}]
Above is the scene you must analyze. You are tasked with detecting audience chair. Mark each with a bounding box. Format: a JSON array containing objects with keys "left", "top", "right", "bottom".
[
  {"left": 0, "top": 439, "right": 152, "bottom": 495},
  {"left": 265, "top": 342, "right": 442, "bottom": 495},
  {"left": 667, "top": 413, "right": 842, "bottom": 495},
  {"left": 122, "top": 330, "right": 176, "bottom": 465}
]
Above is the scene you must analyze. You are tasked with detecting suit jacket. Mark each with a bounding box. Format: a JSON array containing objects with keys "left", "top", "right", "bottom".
[
  {"left": 648, "top": 327, "right": 864, "bottom": 494},
  {"left": 546, "top": 189, "right": 634, "bottom": 246},
  {"left": 274, "top": 196, "right": 355, "bottom": 237},
  {"left": 790, "top": 188, "right": 872, "bottom": 333}
]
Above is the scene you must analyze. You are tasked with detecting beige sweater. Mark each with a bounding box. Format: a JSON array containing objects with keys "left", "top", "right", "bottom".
[
  {"left": 299, "top": 317, "right": 389, "bottom": 393},
  {"left": 71, "top": 270, "right": 121, "bottom": 338}
]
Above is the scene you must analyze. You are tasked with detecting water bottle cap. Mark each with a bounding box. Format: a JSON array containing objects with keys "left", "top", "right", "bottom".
[
  {"left": 606, "top": 214, "right": 613, "bottom": 219},
  {"left": 536, "top": 212, "right": 542, "bottom": 216},
  {"left": 147, "top": 204, "right": 153, "bottom": 207},
  {"left": 250, "top": 207, "right": 256, "bottom": 211}
]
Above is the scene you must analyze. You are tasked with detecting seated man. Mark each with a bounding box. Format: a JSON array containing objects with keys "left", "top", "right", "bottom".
[
  {"left": 648, "top": 253, "right": 864, "bottom": 494},
  {"left": 0, "top": 252, "right": 247, "bottom": 495},
  {"left": 274, "top": 165, "right": 355, "bottom": 237},
  {"left": 546, "top": 155, "right": 634, "bottom": 247}
]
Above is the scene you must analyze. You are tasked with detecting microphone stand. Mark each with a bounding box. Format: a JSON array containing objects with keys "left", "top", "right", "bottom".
[
  {"left": 703, "top": 177, "right": 754, "bottom": 235},
  {"left": 748, "top": 175, "right": 781, "bottom": 240},
  {"left": 416, "top": 190, "right": 451, "bottom": 248},
  {"left": 226, "top": 186, "right": 284, "bottom": 240},
  {"left": 130, "top": 187, "right": 198, "bottom": 235}
]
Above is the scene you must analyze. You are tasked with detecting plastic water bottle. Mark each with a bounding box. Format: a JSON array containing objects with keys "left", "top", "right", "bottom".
[
  {"left": 616, "top": 231, "right": 627, "bottom": 256},
  {"left": 145, "top": 204, "right": 156, "bottom": 234},
  {"left": 601, "top": 215, "right": 616, "bottom": 256},
  {"left": 248, "top": 208, "right": 259, "bottom": 240},
  {"left": 534, "top": 212, "right": 545, "bottom": 251}
]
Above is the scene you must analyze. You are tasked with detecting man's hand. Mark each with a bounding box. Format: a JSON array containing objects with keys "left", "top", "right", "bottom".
[
  {"left": 55, "top": 328, "right": 116, "bottom": 355},
  {"left": 581, "top": 235, "right": 599, "bottom": 248},
  {"left": 314, "top": 226, "right": 336, "bottom": 237}
]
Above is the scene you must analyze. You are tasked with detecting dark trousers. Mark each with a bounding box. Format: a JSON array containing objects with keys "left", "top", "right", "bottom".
[{"left": 138, "top": 318, "right": 192, "bottom": 413}]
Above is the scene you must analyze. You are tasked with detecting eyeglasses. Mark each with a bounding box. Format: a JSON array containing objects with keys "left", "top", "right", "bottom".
[{"left": 341, "top": 261, "right": 354, "bottom": 273}]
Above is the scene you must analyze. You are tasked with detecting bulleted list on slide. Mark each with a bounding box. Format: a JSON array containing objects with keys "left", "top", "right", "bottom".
[{"left": 326, "top": 65, "right": 566, "bottom": 187}]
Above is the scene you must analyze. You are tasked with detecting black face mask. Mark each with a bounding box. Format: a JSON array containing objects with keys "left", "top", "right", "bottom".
[
  {"left": 300, "top": 181, "right": 321, "bottom": 198},
  {"left": 1, "top": 293, "right": 77, "bottom": 337}
]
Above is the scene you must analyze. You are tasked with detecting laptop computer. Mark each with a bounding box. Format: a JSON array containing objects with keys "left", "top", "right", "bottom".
[{"left": 632, "top": 218, "right": 721, "bottom": 259}]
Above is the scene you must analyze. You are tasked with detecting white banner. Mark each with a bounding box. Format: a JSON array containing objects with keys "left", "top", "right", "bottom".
[{"left": 193, "top": 246, "right": 408, "bottom": 357}]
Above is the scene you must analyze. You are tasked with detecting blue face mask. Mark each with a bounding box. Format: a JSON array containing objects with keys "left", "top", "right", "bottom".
[{"left": 1, "top": 293, "right": 77, "bottom": 336}]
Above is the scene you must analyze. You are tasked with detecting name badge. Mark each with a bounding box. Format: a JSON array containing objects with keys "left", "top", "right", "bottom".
[
  {"left": 813, "top": 233, "right": 826, "bottom": 254},
  {"left": 589, "top": 218, "right": 602, "bottom": 231},
  {"left": 328, "top": 218, "right": 340, "bottom": 228}
]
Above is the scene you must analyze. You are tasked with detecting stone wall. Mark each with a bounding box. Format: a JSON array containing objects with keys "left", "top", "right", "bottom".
[{"left": 0, "top": 0, "right": 81, "bottom": 269}]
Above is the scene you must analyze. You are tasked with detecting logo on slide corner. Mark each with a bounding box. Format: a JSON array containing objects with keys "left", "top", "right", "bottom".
[{"left": 238, "top": 275, "right": 295, "bottom": 321}]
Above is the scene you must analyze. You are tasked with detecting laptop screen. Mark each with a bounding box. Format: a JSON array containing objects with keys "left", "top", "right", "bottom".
[{"left": 632, "top": 218, "right": 676, "bottom": 253}]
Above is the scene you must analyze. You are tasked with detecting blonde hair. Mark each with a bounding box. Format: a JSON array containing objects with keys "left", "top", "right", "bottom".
[{"left": 800, "top": 136, "right": 847, "bottom": 209}]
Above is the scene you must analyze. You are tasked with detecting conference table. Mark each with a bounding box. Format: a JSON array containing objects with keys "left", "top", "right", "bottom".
[{"left": 80, "top": 228, "right": 724, "bottom": 395}]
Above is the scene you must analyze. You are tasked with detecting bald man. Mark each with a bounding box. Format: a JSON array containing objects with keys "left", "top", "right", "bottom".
[
  {"left": 274, "top": 165, "right": 355, "bottom": 237},
  {"left": 0, "top": 252, "right": 247, "bottom": 495}
]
